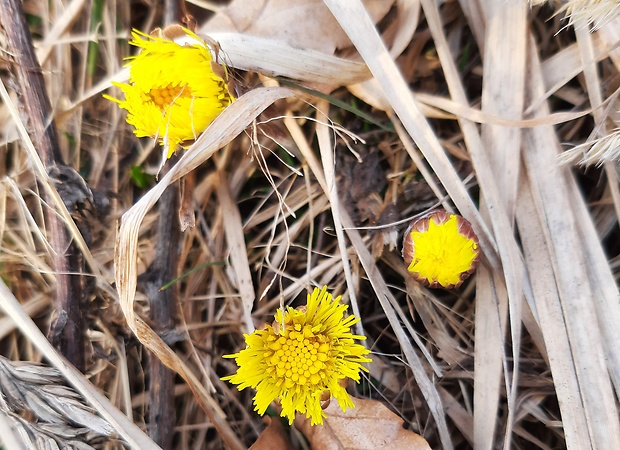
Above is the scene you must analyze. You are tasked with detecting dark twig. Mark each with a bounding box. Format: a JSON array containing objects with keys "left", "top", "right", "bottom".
[
  {"left": 142, "top": 171, "right": 179, "bottom": 450},
  {"left": 139, "top": 1, "right": 194, "bottom": 447},
  {"left": 0, "top": 0, "right": 85, "bottom": 370}
]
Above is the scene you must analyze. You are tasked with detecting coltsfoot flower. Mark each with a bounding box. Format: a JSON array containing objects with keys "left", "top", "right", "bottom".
[
  {"left": 222, "top": 286, "right": 371, "bottom": 426},
  {"left": 402, "top": 210, "right": 480, "bottom": 288},
  {"left": 104, "top": 25, "right": 234, "bottom": 157}
]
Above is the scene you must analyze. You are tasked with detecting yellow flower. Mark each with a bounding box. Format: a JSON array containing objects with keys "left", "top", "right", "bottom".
[
  {"left": 222, "top": 286, "right": 371, "bottom": 426},
  {"left": 402, "top": 210, "right": 480, "bottom": 288},
  {"left": 104, "top": 26, "right": 234, "bottom": 157}
]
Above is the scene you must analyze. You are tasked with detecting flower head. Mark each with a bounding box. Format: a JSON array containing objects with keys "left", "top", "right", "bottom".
[
  {"left": 222, "top": 286, "right": 371, "bottom": 426},
  {"left": 402, "top": 210, "right": 479, "bottom": 288},
  {"left": 104, "top": 26, "right": 234, "bottom": 157}
]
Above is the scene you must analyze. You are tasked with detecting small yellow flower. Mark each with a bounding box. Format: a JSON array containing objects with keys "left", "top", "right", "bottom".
[
  {"left": 104, "top": 26, "right": 234, "bottom": 157},
  {"left": 222, "top": 286, "right": 371, "bottom": 426},
  {"left": 402, "top": 210, "right": 479, "bottom": 288}
]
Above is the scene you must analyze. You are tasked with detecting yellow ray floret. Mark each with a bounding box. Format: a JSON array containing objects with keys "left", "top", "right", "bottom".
[
  {"left": 104, "top": 28, "right": 234, "bottom": 157},
  {"left": 222, "top": 286, "right": 372, "bottom": 426}
]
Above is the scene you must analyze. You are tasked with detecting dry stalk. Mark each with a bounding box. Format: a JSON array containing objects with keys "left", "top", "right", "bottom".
[
  {"left": 141, "top": 168, "right": 179, "bottom": 449},
  {"left": 137, "top": 2, "right": 200, "bottom": 448},
  {"left": 0, "top": 0, "right": 86, "bottom": 371},
  {"left": 0, "top": 355, "right": 115, "bottom": 449}
]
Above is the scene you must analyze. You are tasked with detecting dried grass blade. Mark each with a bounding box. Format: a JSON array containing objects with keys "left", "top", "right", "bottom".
[
  {"left": 473, "top": 265, "right": 508, "bottom": 449},
  {"left": 516, "top": 177, "right": 592, "bottom": 450},
  {"left": 420, "top": 2, "right": 537, "bottom": 445},
  {"left": 597, "top": 17, "right": 620, "bottom": 68},
  {"left": 0, "top": 280, "right": 160, "bottom": 450},
  {"left": 58, "top": 68, "right": 130, "bottom": 119},
  {"left": 389, "top": 112, "right": 451, "bottom": 210},
  {"left": 339, "top": 210, "right": 453, "bottom": 450},
  {"left": 0, "top": 410, "right": 24, "bottom": 450},
  {"left": 572, "top": 24, "right": 620, "bottom": 393},
  {"left": 321, "top": 1, "right": 494, "bottom": 260},
  {"left": 535, "top": 32, "right": 615, "bottom": 113},
  {"left": 207, "top": 32, "right": 371, "bottom": 85},
  {"left": 283, "top": 114, "right": 327, "bottom": 192},
  {"left": 0, "top": 296, "right": 48, "bottom": 341},
  {"left": 437, "top": 386, "right": 473, "bottom": 444},
  {"left": 35, "top": 0, "right": 88, "bottom": 65},
  {"left": 315, "top": 100, "right": 364, "bottom": 332},
  {"left": 479, "top": 0, "right": 526, "bottom": 218},
  {"left": 386, "top": 0, "right": 421, "bottom": 58},
  {"left": 522, "top": 38, "right": 620, "bottom": 448},
  {"left": 0, "top": 182, "right": 5, "bottom": 245},
  {"left": 569, "top": 24, "right": 620, "bottom": 350},
  {"left": 310, "top": 96, "right": 453, "bottom": 449},
  {"left": 216, "top": 172, "right": 255, "bottom": 333},
  {"left": 415, "top": 92, "right": 593, "bottom": 128},
  {"left": 0, "top": 80, "right": 101, "bottom": 280},
  {"left": 114, "top": 87, "right": 293, "bottom": 449},
  {"left": 6, "top": 178, "right": 49, "bottom": 256},
  {"left": 478, "top": 1, "right": 528, "bottom": 446}
]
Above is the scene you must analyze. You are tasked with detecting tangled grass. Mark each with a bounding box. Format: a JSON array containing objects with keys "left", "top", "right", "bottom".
[{"left": 1, "top": 0, "right": 619, "bottom": 448}]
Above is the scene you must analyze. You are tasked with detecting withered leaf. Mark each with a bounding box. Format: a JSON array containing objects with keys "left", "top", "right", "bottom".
[
  {"left": 249, "top": 416, "right": 292, "bottom": 450},
  {"left": 297, "top": 397, "right": 431, "bottom": 450}
]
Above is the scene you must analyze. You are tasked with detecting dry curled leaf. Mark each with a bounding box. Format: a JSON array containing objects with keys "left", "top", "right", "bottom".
[
  {"left": 249, "top": 416, "right": 292, "bottom": 450},
  {"left": 296, "top": 397, "right": 431, "bottom": 450}
]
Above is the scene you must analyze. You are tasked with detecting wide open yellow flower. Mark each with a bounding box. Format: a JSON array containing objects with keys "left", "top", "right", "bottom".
[
  {"left": 105, "top": 27, "right": 234, "bottom": 157},
  {"left": 402, "top": 210, "right": 480, "bottom": 288},
  {"left": 223, "top": 286, "right": 371, "bottom": 426}
]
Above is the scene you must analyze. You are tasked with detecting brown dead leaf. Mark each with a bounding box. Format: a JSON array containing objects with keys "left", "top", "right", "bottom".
[
  {"left": 249, "top": 416, "right": 293, "bottom": 450},
  {"left": 205, "top": 0, "right": 394, "bottom": 54},
  {"left": 296, "top": 397, "right": 431, "bottom": 450}
]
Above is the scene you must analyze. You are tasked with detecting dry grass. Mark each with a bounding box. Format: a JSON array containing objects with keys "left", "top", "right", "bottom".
[{"left": 1, "top": 0, "right": 620, "bottom": 449}]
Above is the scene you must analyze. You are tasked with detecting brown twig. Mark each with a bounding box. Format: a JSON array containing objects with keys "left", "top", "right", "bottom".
[
  {"left": 140, "top": 1, "right": 193, "bottom": 448},
  {"left": 141, "top": 172, "right": 179, "bottom": 450},
  {"left": 0, "top": 0, "right": 85, "bottom": 371}
]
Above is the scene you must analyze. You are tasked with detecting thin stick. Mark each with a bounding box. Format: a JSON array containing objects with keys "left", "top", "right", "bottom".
[
  {"left": 0, "top": 0, "right": 85, "bottom": 370},
  {"left": 142, "top": 175, "right": 179, "bottom": 450},
  {"left": 141, "top": 1, "right": 190, "bottom": 447}
]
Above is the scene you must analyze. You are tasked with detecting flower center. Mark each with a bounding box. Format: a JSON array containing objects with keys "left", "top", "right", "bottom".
[
  {"left": 147, "top": 83, "right": 191, "bottom": 109},
  {"left": 265, "top": 323, "right": 330, "bottom": 388}
]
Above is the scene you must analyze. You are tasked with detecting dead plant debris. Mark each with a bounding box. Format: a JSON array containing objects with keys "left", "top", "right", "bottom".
[{"left": 0, "top": 0, "right": 619, "bottom": 449}]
